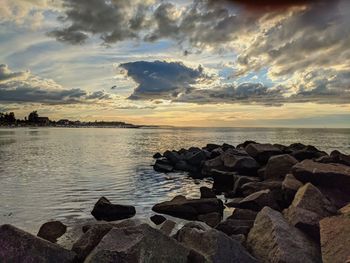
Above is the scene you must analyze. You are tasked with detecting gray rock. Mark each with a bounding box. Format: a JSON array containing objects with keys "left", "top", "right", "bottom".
[
  {"left": 291, "top": 145, "right": 327, "bottom": 161},
  {"left": 153, "top": 152, "right": 162, "bottom": 159},
  {"left": 0, "top": 224, "right": 76, "bottom": 263},
  {"left": 230, "top": 234, "right": 246, "bottom": 245},
  {"left": 198, "top": 212, "right": 222, "bottom": 227},
  {"left": 174, "top": 160, "right": 198, "bottom": 173},
  {"left": 292, "top": 159, "right": 350, "bottom": 192},
  {"left": 91, "top": 197, "right": 136, "bottom": 221},
  {"left": 247, "top": 207, "right": 322, "bottom": 263},
  {"left": 204, "top": 143, "right": 221, "bottom": 152},
  {"left": 152, "top": 195, "right": 224, "bottom": 220},
  {"left": 227, "top": 208, "right": 258, "bottom": 221},
  {"left": 37, "top": 221, "right": 67, "bottom": 243},
  {"left": 186, "top": 150, "right": 207, "bottom": 166},
  {"left": 176, "top": 222, "right": 258, "bottom": 263},
  {"left": 86, "top": 224, "right": 197, "bottom": 263},
  {"left": 238, "top": 189, "right": 279, "bottom": 211},
  {"left": 215, "top": 219, "right": 254, "bottom": 236},
  {"left": 330, "top": 150, "right": 350, "bottom": 166},
  {"left": 201, "top": 156, "right": 224, "bottom": 176},
  {"left": 245, "top": 143, "right": 283, "bottom": 164},
  {"left": 231, "top": 176, "right": 260, "bottom": 197},
  {"left": 160, "top": 220, "right": 176, "bottom": 236},
  {"left": 264, "top": 154, "right": 298, "bottom": 180}
]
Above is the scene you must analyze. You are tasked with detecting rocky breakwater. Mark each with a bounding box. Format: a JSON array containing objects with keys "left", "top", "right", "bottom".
[{"left": 0, "top": 141, "right": 349, "bottom": 262}]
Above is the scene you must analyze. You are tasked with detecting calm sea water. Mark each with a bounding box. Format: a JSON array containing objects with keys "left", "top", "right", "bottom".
[{"left": 0, "top": 127, "right": 349, "bottom": 233}]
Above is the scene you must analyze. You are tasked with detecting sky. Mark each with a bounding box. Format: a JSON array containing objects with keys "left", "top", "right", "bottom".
[{"left": 0, "top": 0, "right": 350, "bottom": 128}]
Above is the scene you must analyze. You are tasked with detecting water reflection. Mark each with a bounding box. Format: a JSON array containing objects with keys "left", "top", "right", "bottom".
[{"left": 0, "top": 127, "right": 349, "bottom": 233}]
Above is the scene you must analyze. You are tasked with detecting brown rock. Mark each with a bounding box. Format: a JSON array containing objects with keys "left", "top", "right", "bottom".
[
  {"left": 320, "top": 213, "right": 350, "bottom": 263},
  {"left": 160, "top": 220, "right": 176, "bottom": 236},
  {"left": 91, "top": 197, "right": 136, "bottom": 221},
  {"left": 245, "top": 143, "right": 283, "bottom": 164},
  {"left": 238, "top": 189, "right": 279, "bottom": 211},
  {"left": 227, "top": 208, "right": 258, "bottom": 221},
  {"left": 247, "top": 207, "right": 321, "bottom": 263},
  {"left": 198, "top": 212, "right": 222, "bottom": 227},
  {"left": 282, "top": 174, "right": 303, "bottom": 206},
  {"left": 215, "top": 219, "right": 254, "bottom": 236},
  {"left": 37, "top": 221, "right": 67, "bottom": 243},
  {"left": 292, "top": 159, "right": 350, "bottom": 192}
]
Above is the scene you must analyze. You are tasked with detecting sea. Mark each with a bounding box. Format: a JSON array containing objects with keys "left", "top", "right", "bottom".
[{"left": 0, "top": 127, "right": 349, "bottom": 233}]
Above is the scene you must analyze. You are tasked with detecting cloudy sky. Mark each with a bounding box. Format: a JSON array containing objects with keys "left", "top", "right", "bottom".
[{"left": 1, "top": 0, "right": 350, "bottom": 127}]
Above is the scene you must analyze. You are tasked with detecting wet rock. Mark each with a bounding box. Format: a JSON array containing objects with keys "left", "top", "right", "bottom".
[
  {"left": 153, "top": 152, "right": 162, "bottom": 159},
  {"left": 152, "top": 195, "right": 224, "bottom": 220},
  {"left": 330, "top": 150, "right": 350, "bottom": 166},
  {"left": 198, "top": 212, "right": 222, "bottom": 227},
  {"left": 174, "top": 160, "right": 198, "bottom": 173},
  {"left": 176, "top": 222, "right": 258, "bottom": 263},
  {"left": 245, "top": 143, "right": 282, "bottom": 164},
  {"left": 320, "top": 211, "right": 350, "bottom": 263},
  {"left": 72, "top": 224, "right": 113, "bottom": 262},
  {"left": 211, "top": 169, "right": 236, "bottom": 192},
  {"left": 221, "top": 149, "right": 260, "bottom": 175},
  {"left": 154, "top": 159, "right": 173, "bottom": 173},
  {"left": 227, "top": 208, "right": 258, "bottom": 221},
  {"left": 238, "top": 189, "right": 279, "bottom": 211},
  {"left": 225, "top": 198, "right": 244, "bottom": 208},
  {"left": 163, "top": 150, "right": 182, "bottom": 164},
  {"left": 86, "top": 224, "right": 195, "bottom": 263},
  {"left": 0, "top": 224, "right": 76, "bottom": 263},
  {"left": 200, "top": 186, "right": 216, "bottom": 198},
  {"left": 264, "top": 154, "right": 298, "bottom": 180},
  {"left": 292, "top": 159, "right": 350, "bottom": 192},
  {"left": 91, "top": 197, "right": 136, "bottom": 221},
  {"left": 215, "top": 219, "right": 254, "bottom": 236},
  {"left": 247, "top": 207, "right": 321, "bottom": 263},
  {"left": 160, "top": 220, "right": 176, "bottom": 236},
  {"left": 37, "top": 221, "right": 67, "bottom": 243},
  {"left": 150, "top": 214, "right": 166, "bottom": 225},
  {"left": 282, "top": 174, "right": 303, "bottom": 206}
]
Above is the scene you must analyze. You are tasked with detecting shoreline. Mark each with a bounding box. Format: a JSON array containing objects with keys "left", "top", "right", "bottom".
[{"left": 1, "top": 141, "right": 349, "bottom": 262}]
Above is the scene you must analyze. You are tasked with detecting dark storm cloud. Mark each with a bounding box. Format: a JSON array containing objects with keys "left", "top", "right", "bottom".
[
  {"left": 120, "top": 60, "right": 209, "bottom": 100},
  {"left": 0, "top": 64, "right": 111, "bottom": 104}
]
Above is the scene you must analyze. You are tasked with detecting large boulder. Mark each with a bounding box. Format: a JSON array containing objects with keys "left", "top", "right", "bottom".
[
  {"left": 198, "top": 212, "right": 222, "bottom": 227},
  {"left": 186, "top": 150, "right": 207, "bottom": 166},
  {"left": 37, "top": 221, "right": 67, "bottom": 243},
  {"left": 264, "top": 154, "right": 298, "bottom": 180},
  {"left": 86, "top": 224, "right": 199, "bottom": 263},
  {"left": 247, "top": 207, "right": 322, "bottom": 263},
  {"left": 290, "top": 145, "right": 327, "bottom": 161},
  {"left": 201, "top": 156, "right": 224, "bottom": 176},
  {"left": 163, "top": 150, "right": 182, "bottom": 164},
  {"left": 240, "top": 180, "right": 282, "bottom": 197},
  {"left": 320, "top": 208, "right": 350, "bottom": 263},
  {"left": 283, "top": 183, "right": 337, "bottom": 241},
  {"left": 231, "top": 176, "right": 260, "bottom": 197},
  {"left": 154, "top": 159, "right": 173, "bottom": 173},
  {"left": 221, "top": 148, "right": 260, "bottom": 175},
  {"left": 282, "top": 174, "right": 303, "bottom": 206},
  {"left": 91, "top": 197, "right": 136, "bottom": 221},
  {"left": 238, "top": 189, "right": 279, "bottom": 211},
  {"left": 203, "top": 143, "right": 221, "bottom": 152},
  {"left": 330, "top": 150, "right": 350, "bottom": 166},
  {"left": 152, "top": 195, "right": 224, "bottom": 220},
  {"left": 0, "top": 224, "right": 76, "bottom": 263},
  {"left": 245, "top": 143, "right": 283, "bottom": 164},
  {"left": 72, "top": 224, "right": 113, "bottom": 262},
  {"left": 150, "top": 214, "right": 166, "bottom": 225},
  {"left": 227, "top": 208, "right": 258, "bottom": 221},
  {"left": 292, "top": 159, "right": 350, "bottom": 192},
  {"left": 211, "top": 169, "right": 236, "bottom": 192},
  {"left": 160, "top": 220, "right": 176, "bottom": 236},
  {"left": 200, "top": 186, "right": 216, "bottom": 199},
  {"left": 215, "top": 219, "right": 254, "bottom": 236},
  {"left": 176, "top": 222, "right": 258, "bottom": 263}
]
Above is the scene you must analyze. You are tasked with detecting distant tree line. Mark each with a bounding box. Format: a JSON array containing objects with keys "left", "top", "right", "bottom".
[{"left": 0, "top": 111, "right": 48, "bottom": 126}]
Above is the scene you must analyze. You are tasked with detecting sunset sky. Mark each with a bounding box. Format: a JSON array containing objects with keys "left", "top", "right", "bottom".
[{"left": 1, "top": 0, "right": 350, "bottom": 127}]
